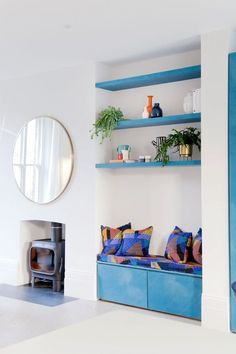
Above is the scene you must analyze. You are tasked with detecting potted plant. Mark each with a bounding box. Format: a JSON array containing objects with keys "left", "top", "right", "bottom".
[
  {"left": 91, "top": 106, "right": 124, "bottom": 143},
  {"left": 168, "top": 127, "right": 201, "bottom": 157},
  {"left": 153, "top": 127, "right": 201, "bottom": 165},
  {"left": 152, "top": 136, "right": 169, "bottom": 165}
]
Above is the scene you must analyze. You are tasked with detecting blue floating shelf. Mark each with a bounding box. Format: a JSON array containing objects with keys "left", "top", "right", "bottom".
[
  {"left": 96, "top": 65, "right": 201, "bottom": 91},
  {"left": 96, "top": 160, "right": 201, "bottom": 169},
  {"left": 115, "top": 113, "right": 201, "bottom": 130}
]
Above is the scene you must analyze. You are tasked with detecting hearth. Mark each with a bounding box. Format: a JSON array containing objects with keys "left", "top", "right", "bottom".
[{"left": 29, "top": 222, "right": 65, "bottom": 292}]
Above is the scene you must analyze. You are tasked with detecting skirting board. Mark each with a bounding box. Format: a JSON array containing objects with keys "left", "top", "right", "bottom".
[
  {"left": 202, "top": 294, "right": 230, "bottom": 332},
  {"left": 64, "top": 268, "right": 96, "bottom": 300},
  {"left": 0, "top": 258, "right": 18, "bottom": 285}
]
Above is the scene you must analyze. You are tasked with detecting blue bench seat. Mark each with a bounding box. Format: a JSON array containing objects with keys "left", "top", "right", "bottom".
[{"left": 97, "top": 254, "right": 202, "bottom": 275}]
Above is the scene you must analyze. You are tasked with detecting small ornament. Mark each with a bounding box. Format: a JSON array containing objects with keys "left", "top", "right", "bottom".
[
  {"left": 142, "top": 106, "right": 149, "bottom": 118},
  {"left": 139, "top": 156, "right": 145, "bottom": 162},
  {"left": 183, "top": 92, "right": 193, "bottom": 113},
  {"left": 145, "top": 156, "right": 151, "bottom": 162},
  {"left": 192, "top": 88, "right": 201, "bottom": 113},
  {"left": 151, "top": 103, "right": 163, "bottom": 118}
]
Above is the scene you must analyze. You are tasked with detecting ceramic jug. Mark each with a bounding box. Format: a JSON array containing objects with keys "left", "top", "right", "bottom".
[
  {"left": 183, "top": 92, "right": 193, "bottom": 113},
  {"left": 117, "top": 145, "right": 131, "bottom": 160}
]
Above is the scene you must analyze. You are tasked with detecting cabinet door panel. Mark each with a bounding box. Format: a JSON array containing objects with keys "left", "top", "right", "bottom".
[
  {"left": 97, "top": 264, "right": 147, "bottom": 308},
  {"left": 148, "top": 271, "right": 202, "bottom": 320}
]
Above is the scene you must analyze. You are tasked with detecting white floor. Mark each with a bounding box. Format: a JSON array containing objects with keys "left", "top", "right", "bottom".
[
  {"left": 0, "top": 293, "right": 198, "bottom": 350},
  {"left": 1, "top": 305, "right": 236, "bottom": 354},
  {"left": 0, "top": 295, "right": 117, "bottom": 348}
]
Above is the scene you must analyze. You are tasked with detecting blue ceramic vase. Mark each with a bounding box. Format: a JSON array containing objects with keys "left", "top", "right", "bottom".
[{"left": 151, "top": 103, "right": 163, "bottom": 118}]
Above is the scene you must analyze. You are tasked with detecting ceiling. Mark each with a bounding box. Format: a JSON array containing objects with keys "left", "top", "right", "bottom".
[{"left": 0, "top": 0, "right": 236, "bottom": 79}]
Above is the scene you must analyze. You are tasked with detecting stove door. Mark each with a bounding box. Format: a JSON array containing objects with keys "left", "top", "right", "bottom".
[{"left": 30, "top": 247, "right": 56, "bottom": 275}]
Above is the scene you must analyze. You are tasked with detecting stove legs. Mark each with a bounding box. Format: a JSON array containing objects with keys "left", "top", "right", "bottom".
[
  {"left": 31, "top": 275, "right": 62, "bottom": 292},
  {"left": 53, "top": 279, "right": 61, "bottom": 292},
  {"left": 31, "top": 276, "right": 35, "bottom": 288}
]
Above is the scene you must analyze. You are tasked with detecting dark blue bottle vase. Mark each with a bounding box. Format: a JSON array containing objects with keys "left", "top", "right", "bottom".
[{"left": 151, "top": 103, "right": 163, "bottom": 118}]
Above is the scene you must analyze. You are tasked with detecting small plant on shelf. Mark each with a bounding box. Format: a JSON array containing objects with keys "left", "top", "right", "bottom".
[
  {"left": 90, "top": 106, "right": 124, "bottom": 143},
  {"left": 153, "top": 127, "right": 201, "bottom": 165}
]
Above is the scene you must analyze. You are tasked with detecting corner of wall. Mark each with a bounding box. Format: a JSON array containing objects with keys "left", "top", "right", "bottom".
[
  {"left": 64, "top": 267, "right": 97, "bottom": 301},
  {"left": 201, "top": 294, "right": 230, "bottom": 332},
  {"left": 201, "top": 28, "right": 230, "bottom": 332},
  {"left": 0, "top": 258, "right": 18, "bottom": 285}
]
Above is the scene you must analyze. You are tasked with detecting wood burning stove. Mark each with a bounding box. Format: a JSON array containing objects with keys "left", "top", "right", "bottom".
[{"left": 29, "top": 222, "right": 65, "bottom": 292}]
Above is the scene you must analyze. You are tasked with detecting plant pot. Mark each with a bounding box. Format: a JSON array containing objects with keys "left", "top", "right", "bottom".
[{"left": 179, "top": 144, "right": 193, "bottom": 158}]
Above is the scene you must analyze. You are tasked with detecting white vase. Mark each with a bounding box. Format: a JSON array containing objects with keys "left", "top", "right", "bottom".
[
  {"left": 183, "top": 92, "right": 193, "bottom": 113},
  {"left": 192, "top": 88, "right": 201, "bottom": 113},
  {"left": 142, "top": 106, "right": 149, "bottom": 118}
]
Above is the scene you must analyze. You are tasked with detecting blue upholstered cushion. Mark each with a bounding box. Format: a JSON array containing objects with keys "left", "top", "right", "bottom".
[
  {"left": 97, "top": 254, "right": 202, "bottom": 275},
  {"left": 101, "top": 223, "right": 131, "bottom": 255},
  {"left": 164, "top": 226, "right": 192, "bottom": 264},
  {"left": 192, "top": 228, "right": 202, "bottom": 264},
  {"left": 116, "top": 226, "right": 153, "bottom": 257}
]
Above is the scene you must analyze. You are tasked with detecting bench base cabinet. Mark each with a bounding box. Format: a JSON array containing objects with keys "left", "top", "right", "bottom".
[{"left": 97, "top": 262, "right": 202, "bottom": 320}]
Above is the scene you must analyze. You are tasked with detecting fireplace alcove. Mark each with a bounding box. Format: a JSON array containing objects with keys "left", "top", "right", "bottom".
[{"left": 19, "top": 220, "right": 66, "bottom": 292}]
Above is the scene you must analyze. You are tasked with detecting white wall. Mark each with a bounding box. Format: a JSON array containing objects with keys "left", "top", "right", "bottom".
[
  {"left": 0, "top": 63, "right": 97, "bottom": 300},
  {"left": 95, "top": 63, "right": 115, "bottom": 254},
  {"left": 0, "top": 37, "right": 230, "bottom": 332},
  {"left": 201, "top": 30, "right": 230, "bottom": 332},
  {"left": 96, "top": 51, "right": 201, "bottom": 256}
]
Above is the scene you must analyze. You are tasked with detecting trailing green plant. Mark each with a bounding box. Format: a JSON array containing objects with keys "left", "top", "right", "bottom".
[
  {"left": 90, "top": 106, "right": 124, "bottom": 143},
  {"left": 152, "top": 127, "right": 201, "bottom": 165}
]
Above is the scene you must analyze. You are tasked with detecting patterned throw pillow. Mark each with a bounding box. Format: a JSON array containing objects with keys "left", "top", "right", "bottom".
[
  {"left": 116, "top": 222, "right": 132, "bottom": 232},
  {"left": 164, "top": 226, "right": 192, "bottom": 264},
  {"left": 115, "top": 226, "right": 153, "bottom": 257},
  {"left": 192, "top": 228, "right": 202, "bottom": 264},
  {"left": 101, "top": 223, "right": 131, "bottom": 255}
]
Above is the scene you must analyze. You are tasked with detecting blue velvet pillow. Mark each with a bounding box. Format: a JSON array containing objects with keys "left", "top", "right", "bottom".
[
  {"left": 116, "top": 222, "right": 132, "bottom": 233},
  {"left": 192, "top": 228, "right": 202, "bottom": 264},
  {"left": 101, "top": 222, "right": 131, "bottom": 255},
  {"left": 116, "top": 226, "right": 153, "bottom": 257},
  {"left": 164, "top": 226, "right": 192, "bottom": 264}
]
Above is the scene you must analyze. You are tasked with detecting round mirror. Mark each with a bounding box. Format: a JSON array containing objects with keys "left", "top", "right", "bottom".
[{"left": 13, "top": 117, "right": 73, "bottom": 204}]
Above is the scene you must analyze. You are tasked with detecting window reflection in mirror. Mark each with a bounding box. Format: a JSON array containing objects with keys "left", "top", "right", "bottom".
[{"left": 13, "top": 117, "right": 73, "bottom": 204}]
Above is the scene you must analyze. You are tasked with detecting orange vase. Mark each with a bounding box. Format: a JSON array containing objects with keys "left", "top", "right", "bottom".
[{"left": 147, "top": 96, "right": 153, "bottom": 118}]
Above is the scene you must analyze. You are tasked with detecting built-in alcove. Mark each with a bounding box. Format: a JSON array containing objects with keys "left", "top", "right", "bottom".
[
  {"left": 96, "top": 50, "right": 202, "bottom": 256},
  {"left": 95, "top": 50, "right": 202, "bottom": 321}
]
